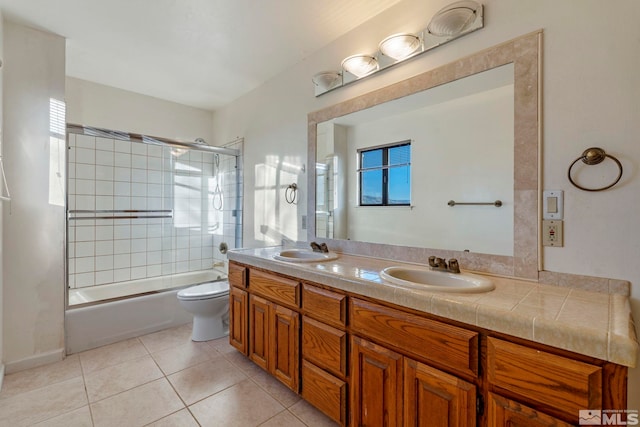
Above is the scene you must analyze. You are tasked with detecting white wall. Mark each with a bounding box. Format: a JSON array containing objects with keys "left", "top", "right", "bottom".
[
  {"left": 66, "top": 77, "right": 213, "bottom": 143},
  {"left": 2, "top": 21, "right": 66, "bottom": 372},
  {"left": 212, "top": 0, "right": 640, "bottom": 406},
  {"left": 0, "top": 9, "right": 5, "bottom": 388}
]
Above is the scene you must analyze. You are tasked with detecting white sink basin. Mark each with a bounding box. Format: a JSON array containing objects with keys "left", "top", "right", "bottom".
[
  {"left": 273, "top": 249, "right": 339, "bottom": 263},
  {"left": 380, "top": 266, "right": 494, "bottom": 293}
]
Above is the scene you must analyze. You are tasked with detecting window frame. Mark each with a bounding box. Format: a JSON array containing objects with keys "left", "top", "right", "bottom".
[{"left": 357, "top": 140, "right": 411, "bottom": 207}]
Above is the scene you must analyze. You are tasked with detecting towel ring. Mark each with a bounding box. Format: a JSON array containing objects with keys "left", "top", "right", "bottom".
[
  {"left": 285, "top": 183, "right": 298, "bottom": 204},
  {"left": 567, "top": 147, "right": 623, "bottom": 192}
]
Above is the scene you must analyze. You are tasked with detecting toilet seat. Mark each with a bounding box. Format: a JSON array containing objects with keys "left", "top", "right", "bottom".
[{"left": 177, "top": 281, "right": 229, "bottom": 301}]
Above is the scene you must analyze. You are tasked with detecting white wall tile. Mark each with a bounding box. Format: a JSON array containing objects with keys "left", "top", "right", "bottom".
[
  {"left": 95, "top": 225, "right": 114, "bottom": 241},
  {"left": 131, "top": 266, "right": 146, "bottom": 280},
  {"left": 132, "top": 154, "right": 147, "bottom": 169},
  {"left": 75, "top": 257, "right": 95, "bottom": 274},
  {"left": 131, "top": 168, "right": 147, "bottom": 183},
  {"left": 95, "top": 270, "right": 114, "bottom": 285},
  {"left": 95, "top": 240, "right": 114, "bottom": 256},
  {"left": 115, "top": 152, "right": 131, "bottom": 168},
  {"left": 114, "top": 254, "right": 131, "bottom": 269},
  {"left": 114, "top": 140, "right": 131, "bottom": 153},
  {"left": 75, "top": 272, "right": 95, "bottom": 287},
  {"left": 113, "top": 268, "right": 131, "bottom": 282},
  {"left": 95, "top": 165, "right": 114, "bottom": 181},
  {"left": 114, "top": 167, "right": 131, "bottom": 182}
]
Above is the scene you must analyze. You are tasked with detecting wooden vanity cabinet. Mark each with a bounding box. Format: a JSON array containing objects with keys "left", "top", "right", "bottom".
[
  {"left": 301, "top": 284, "right": 348, "bottom": 426},
  {"left": 350, "top": 298, "right": 478, "bottom": 426},
  {"left": 228, "top": 262, "right": 629, "bottom": 427},
  {"left": 247, "top": 269, "right": 301, "bottom": 392},
  {"left": 228, "top": 264, "right": 248, "bottom": 355}
]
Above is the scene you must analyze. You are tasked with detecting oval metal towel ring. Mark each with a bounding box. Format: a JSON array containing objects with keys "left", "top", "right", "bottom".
[
  {"left": 285, "top": 183, "right": 298, "bottom": 204},
  {"left": 567, "top": 147, "right": 623, "bottom": 192}
]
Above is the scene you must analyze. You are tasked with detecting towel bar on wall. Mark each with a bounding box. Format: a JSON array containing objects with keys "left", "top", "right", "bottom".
[
  {"left": 448, "top": 200, "right": 502, "bottom": 207},
  {"left": 68, "top": 209, "right": 173, "bottom": 220}
]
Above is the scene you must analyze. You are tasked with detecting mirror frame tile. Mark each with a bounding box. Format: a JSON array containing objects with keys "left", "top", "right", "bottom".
[{"left": 307, "top": 30, "right": 542, "bottom": 280}]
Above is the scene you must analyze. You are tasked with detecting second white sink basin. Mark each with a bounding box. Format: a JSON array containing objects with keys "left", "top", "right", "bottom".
[
  {"left": 274, "top": 249, "right": 339, "bottom": 263},
  {"left": 380, "top": 266, "right": 494, "bottom": 293}
]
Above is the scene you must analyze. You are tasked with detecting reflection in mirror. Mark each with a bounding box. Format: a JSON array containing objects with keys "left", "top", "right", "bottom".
[
  {"left": 308, "top": 32, "right": 541, "bottom": 279},
  {"left": 316, "top": 64, "right": 514, "bottom": 256}
]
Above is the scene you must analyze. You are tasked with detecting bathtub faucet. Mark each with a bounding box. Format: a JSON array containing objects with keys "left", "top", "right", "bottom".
[{"left": 428, "top": 256, "right": 461, "bottom": 274}]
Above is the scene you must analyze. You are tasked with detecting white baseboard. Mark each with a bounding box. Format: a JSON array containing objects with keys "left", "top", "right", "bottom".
[
  {"left": 4, "top": 348, "right": 64, "bottom": 374},
  {"left": 0, "top": 363, "right": 5, "bottom": 391}
]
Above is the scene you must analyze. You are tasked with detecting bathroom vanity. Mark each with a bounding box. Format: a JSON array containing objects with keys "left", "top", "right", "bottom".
[{"left": 228, "top": 247, "right": 637, "bottom": 427}]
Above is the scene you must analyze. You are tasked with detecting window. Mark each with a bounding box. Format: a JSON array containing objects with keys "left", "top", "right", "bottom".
[{"left": 358, "top": 141, "right": 411, "bottom": 206}]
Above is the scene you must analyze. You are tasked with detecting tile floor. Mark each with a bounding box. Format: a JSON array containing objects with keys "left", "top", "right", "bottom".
[{"left": 0, "top": 323, "right": 339, "bottom": 426}]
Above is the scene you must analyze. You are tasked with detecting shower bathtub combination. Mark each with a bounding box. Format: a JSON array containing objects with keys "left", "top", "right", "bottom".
[{"left": 65, "top": 126, "right": 243, "bottom": 353}]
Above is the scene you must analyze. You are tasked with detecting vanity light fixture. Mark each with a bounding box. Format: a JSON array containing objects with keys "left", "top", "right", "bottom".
[
  {"left": 427, "top": 0, "right": 482, "bottom": 37},
  {"left": 341, "top": 54, "right": 379, "bottom": 78},
  {"left": 313, "top": 0, "right": 483, "bottom": 96},
  {"left": 312, "top": 71, "right": 342, "bottom": 91},
  {"left": 379, "top": 33, "right": 422, "bottom": 61}
]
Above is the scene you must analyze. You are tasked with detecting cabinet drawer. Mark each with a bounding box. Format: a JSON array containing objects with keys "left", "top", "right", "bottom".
[
  {"left": 250, "top": 270, "right": 300, "bottom": 308},
  {"left": 302, "top": 316, "right": 347, "bottom": 378},
  {"left": 350, "top": 298, "right": 479, "bottom": 378},
  {"left": 301, "top": 360, "right": 347, "bottom": 426},
  {"left": 228, "top": 262, "right": 246, "bottom": 289},
  {"left": 487, "top": 337, "right": 602, "bottom": 417},
  {"left": 302, "top": 284, "right": 347, "bottom": 328}
]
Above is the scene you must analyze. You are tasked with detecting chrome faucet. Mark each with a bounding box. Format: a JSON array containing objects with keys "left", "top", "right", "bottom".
[
  {"left": 428, "top": 256, "right": 461, "bottom": 274},
  {"left": 310, "top": 242, "right": 329, "bottom": 253}
]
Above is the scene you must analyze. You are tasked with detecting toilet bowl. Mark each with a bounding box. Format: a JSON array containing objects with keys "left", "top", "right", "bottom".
[{"left": 177, "top": 280, "right": 230, "bottom": 341}]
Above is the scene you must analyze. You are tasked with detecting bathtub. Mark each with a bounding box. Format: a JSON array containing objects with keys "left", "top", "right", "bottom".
[{"left": 65, "top": 269, "right": 226, "bottom": 354}]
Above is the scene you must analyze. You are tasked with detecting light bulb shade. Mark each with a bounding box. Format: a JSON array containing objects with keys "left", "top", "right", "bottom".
[
  {"left": 379, "top": 34, "right": 421, "bottom": 61},
  {"left": 312, "top": 71, "right": 342, "bottom": 91},
  {"left": 341, "top": 54, "right": 379, "bottom": 78},
  {"left": 428, "top": 1, "right": 480, "bottom": 37}
]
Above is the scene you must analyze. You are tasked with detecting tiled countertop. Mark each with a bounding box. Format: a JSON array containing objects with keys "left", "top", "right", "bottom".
[{"left": 228, "top": 246, "right": 639, "bottom": 368}]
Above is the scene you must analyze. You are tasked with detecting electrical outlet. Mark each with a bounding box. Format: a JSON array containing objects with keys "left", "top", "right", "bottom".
[{"left": 542, "top": 220, "right": 563, "bottom": 247}]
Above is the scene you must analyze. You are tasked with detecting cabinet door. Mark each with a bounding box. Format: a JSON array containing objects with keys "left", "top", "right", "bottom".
[
  {"left": 487, "top": 393, "right": 574, "bottom": 427},
  {"left": 404, "top": 358, "right": 476, "bottom": 427},
  {"left": 270, "top": 304, "right": 300, "bottom": 391},
  {"left": 249, "top": 294, "right": 270, "bottom": 371},
  {"left": 351, "top": 336, "right": 403, "bottom": 427},
  {"left": 229, "top": 287, "right": 248, "bottom": 355}
]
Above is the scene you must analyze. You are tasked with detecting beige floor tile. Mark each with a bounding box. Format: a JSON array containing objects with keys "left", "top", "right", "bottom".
[
  {"left": 32, "top": 405, "right": 93, "bottom": 427},
  {"left": 251, "top": 370, "right": 301, "bottom": 408},
  {"left": 139, "top": 323, "right": 194, "bottom": 353},
  {"left": 168, "top": 358, "right": 247, "bottom": 405},
  {"left": 90, "top": 378, "right": 184, "bottom": 427},
  {"left": 0, "top": 354, "right": 82, "bottom": 400},
  {"left": 145, "top": 408, "right": 199, "bottom": 427},
  {"left": 0, "top": 376, "right": 87, "bottom": 426},
  {"left": 207, "top": 335, "right": 237, "bottom": 355},
  {"left": 79, "top": 337, "right": 149, "bottom": 374},
  {"left": 151, "top": 340, "right": 215, "bottom": 375},
  {"left": 289, "top": 400, "right": 340, "bottom": 427},
  {"left": 190, "top": 379, "right": 285, "bottom": 426},
  {"left": 84, "top": 354, "right": 164, "bottom": 402},
  {"left": 259, "top": 410, "right": 307, "bottom": 427},
  {"left": 224, "top": 350, "right": 267, "bottom": 376}
]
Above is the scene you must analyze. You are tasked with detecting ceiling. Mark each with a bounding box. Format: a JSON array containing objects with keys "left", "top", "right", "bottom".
[{"left": 0, "top": 0, "right": 403, "bottom": 111}]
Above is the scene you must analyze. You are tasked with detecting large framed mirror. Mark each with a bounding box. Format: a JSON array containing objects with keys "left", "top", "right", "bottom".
[{"left": 307, "top": 31, "right": 541, "bottom": 279}]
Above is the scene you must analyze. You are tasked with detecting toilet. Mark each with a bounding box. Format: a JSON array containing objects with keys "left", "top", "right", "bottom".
[{"left": 177, "top": 280, "right": 230, "bottom": 341}]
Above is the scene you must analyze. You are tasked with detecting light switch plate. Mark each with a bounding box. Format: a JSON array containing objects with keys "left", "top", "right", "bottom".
[
  {"left": 542, "top": 220, "right": 563, "bottom": 247},
  {"left": 543, "top": 190, "right": 564, "bottom": 220}
]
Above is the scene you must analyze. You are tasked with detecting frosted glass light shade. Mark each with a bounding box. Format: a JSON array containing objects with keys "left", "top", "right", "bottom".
[
  {"left": 341, "top": 55, "right": 379, "bottom": 77},
  {"left": 312, "top": 71, "right": 342, "bottom": 91},
  {"left": 428, "top": 0, "right": 480, "bottom": 37},
  {"left": 379, "top": 34, "right": 421, "bottom": 61}
]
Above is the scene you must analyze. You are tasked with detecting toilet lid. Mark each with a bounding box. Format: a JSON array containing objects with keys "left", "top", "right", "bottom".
[{"left": 177, "top": 281, "right": 229, "bottom": 300}]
